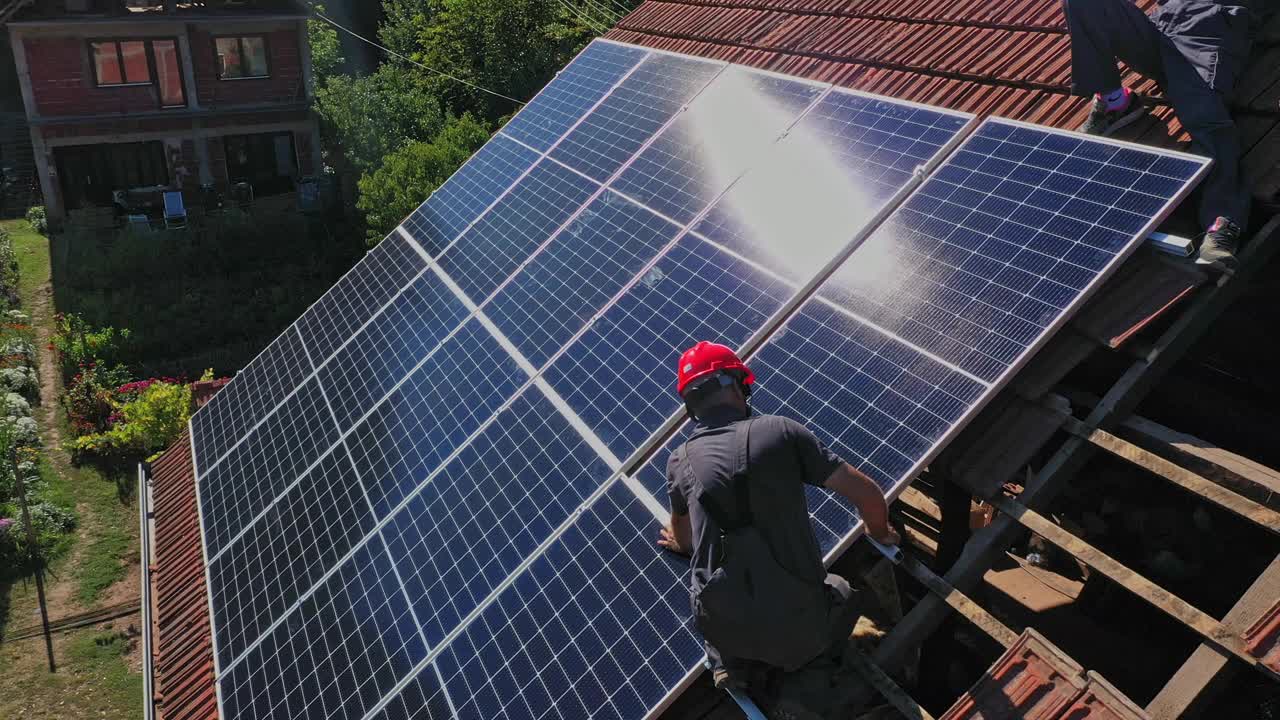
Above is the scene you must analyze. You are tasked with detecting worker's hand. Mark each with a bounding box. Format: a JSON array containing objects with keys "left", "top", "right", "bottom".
[
  {"left": 657, "top": 526, "right": 688, "bottom": 556},
  {"left": 870, "top": 525, "right": 901, "bottom": 547}
]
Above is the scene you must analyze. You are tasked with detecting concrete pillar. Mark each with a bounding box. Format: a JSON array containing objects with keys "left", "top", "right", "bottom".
[
  {"left": 30, "top": 129, "right": 61, "bottom": 222},
  {"left": 176, "top": 26, "right": 201, "bottom": 110},
  {"left": 296, "top": 19, "right": 315, "bottom": 100}
]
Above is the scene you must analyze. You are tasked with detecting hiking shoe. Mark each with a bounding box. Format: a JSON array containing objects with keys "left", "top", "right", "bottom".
[
  {"left": 1078, "top": 91, "right": 1148, "bottom": 136},
  {"left": 1196, "top": 216, "right": 1242, "bottom": 271}
]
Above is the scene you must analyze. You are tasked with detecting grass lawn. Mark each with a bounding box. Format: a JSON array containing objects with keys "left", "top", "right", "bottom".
[{"left": 0, "top": 219, "right": 142, "bottom": 719}]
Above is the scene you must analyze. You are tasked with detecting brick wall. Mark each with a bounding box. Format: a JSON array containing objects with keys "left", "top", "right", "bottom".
[
  {"left": 26, "top": 36, "right": 164, "bottom": 117},
  {"left": 190, "top": 27, "right": 305, "bottom": 109},
  {"left": 20, "top": 22, "right": 306, "bottom": 119}
]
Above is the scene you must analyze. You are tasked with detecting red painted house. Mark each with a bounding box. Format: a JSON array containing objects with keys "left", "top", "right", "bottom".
[{"left": 6, "top": 0, "right": 321, "bottom": 223}]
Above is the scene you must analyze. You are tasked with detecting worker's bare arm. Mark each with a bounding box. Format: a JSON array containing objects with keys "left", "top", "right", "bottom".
[
  {"left": 658, "top": 509, "right": 693, "bottom": 556},
  {"left": 824, "top": 463, "right": 900, "bottom": 545}
]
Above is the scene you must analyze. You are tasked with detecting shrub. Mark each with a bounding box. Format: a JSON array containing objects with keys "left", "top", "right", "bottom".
[
  {"left": 62, "top": 362, "right": 131, "bottom": 437},
  {"left": 70, "top": 380, "right": 192, "bottom": 465},
  {"left": 0, "top": 367, "right": 39, "bottom": 402},
  {"left": 357, "top": 114, "right": 490, "bottom": 243},
  {"left": 0, "top": 228, "right": 17, "bottom": 308},
  {"left": 26, "top": 206, "right": 47, "bottom": 234},
  {"left": 51, "top": 314, "right": 131, "bottom": 383}
]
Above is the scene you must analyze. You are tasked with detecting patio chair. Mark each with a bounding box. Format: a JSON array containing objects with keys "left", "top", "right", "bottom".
[{"left": 163, "top": 190, "right": 187, "bottom": 229}]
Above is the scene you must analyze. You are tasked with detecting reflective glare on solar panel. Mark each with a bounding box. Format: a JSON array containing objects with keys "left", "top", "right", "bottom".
[{"left": 187, "top": 38, "right": 1207, "bottom": 720}]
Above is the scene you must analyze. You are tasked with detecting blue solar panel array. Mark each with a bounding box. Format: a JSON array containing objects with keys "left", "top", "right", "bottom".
[{"left": 187, "top": 38, "right": 1205, "bottom": 720}]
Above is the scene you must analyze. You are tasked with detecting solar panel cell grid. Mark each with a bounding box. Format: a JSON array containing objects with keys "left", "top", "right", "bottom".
[
  {"left": 422, "top": 481, "right": 701, "bottom": 720},
  {"left": 610, "top": 66, "right": 824, "bottom": 226},
  {"left": 208, "top": 448, "right": 376, "bottom": 669},
  {"left": 319, "top": 270, "right": 471, "bottom": 428},
  {"left": 691, "top": 93, "right": 970, "bottom": 284},
  {"left": 199, "top": 378, "right": 339, "bottom": 558},
  {"left": 550, "top": 52, "right": 724, "bottom": 183},
  {"left": 345, "top": 319, "right": 529, "bottom": 519},
  {"left": 191, "top": 328, "right": 313, "bottom": 474},
  {"left": 484, "top": 191, "right": 681, "bottom": 368},
  {"left": 500, "top": 41, "right": 647, "bottom": 153},
  {"left": 219, "top": 539, "right": 427, "bottom": 720},
  {"left": 403, "top": 136, "right": 542, "bottom": 257},
  {"left": 381, "top": 385, "right": 614, "bottom": 646},
  {"left": 435, "top": 159, "right": 600, "bottom": 305},
  {"left": 294, "top": 233, "right": 428, "bottom": 367},
  {"left": 545, "top": 234, "right": 795, "bottom": 461}
]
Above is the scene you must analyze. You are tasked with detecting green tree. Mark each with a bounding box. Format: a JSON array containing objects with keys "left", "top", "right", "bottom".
[
  {"left": 314, "top": 64, "right": 445, "bottom": 173},
  {"left": 379, "top": 0, "right": 592, "bottom": 122},
  {"left": 307, "top": 4, "right": 346, "bottom": 84},
  {"left": 357, "top": 114, "right": 491, "bottom": 243}
]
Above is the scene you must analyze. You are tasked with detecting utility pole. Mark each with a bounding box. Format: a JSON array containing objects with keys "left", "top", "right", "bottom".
[{"left": 12, "top": 445, "right": 55, "bottom": 672}]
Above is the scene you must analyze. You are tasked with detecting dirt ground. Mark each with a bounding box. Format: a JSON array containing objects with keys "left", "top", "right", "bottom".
[{"left": 0, "top": 221, "right": 142, "bottom": 718}]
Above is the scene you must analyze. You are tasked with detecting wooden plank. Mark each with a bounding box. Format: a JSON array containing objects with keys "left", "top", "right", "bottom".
[
  {"left": 1059, "top": 416, "right": 1280, "bottom": 534},
  {"left": 871, "top": 216, "right": 1280, "bottom": 676},
  {"left": 1147, "top": 554, "right": 1280, "bottom": 719},
  {"left": 987, "top": 494, "right": 1272, "bottom": 676},
  {"left": 1120, "top": 415, "right": 1280, "bottom": 498},
  {"left": 898, "top": 554, "right": 1019, "bottom": 649},
  {"left": 845, "top": 650, "right": 937, "bottom": 720},
  {"left": 1066, "top": 389, "right": 1280, "bottom": 503}
]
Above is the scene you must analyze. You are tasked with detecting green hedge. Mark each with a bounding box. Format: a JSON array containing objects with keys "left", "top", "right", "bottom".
[{"left": 53, "top": 211, "right": 364, "bottom": 378}]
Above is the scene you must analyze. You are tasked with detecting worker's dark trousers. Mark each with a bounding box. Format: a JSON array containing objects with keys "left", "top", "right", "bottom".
[
  {"left": 1062, "top": 0, "right": 1250, "bottom": 232},
  {"left": 707, "top": 574, "right": 860, "bottom": 710}
]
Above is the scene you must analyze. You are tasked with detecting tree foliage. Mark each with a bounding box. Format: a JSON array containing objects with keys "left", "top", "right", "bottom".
[
  {"left": 379, "top": 0, "right": 589, "bottom": 121},
  {"left": 357, "top": 114, "right": 491, "bottom": 243},
  {"left": 314, "top": 65, "right": 445, "bottom": 173},
  {"left": 307, "top": 4, "right": 346, "bottom": 84}
]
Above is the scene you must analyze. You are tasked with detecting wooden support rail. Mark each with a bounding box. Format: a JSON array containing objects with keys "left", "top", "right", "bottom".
[
  {"left": 986, "top": 493, "right": 1275, "bottom": 678},
  {"left": 1059, "top": 415, "right": 1280, "bottom": 534},
  {"left": 897, "top": 554, "right": 1019, "bottom": 649}
]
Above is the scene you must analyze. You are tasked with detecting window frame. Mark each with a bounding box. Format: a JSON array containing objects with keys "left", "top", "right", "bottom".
[
  {"left": 213, "top": 35, "right": 271, "bottom": 81},
  {"left": 86, "top": 37, "right": 188, "bottom": 108}
]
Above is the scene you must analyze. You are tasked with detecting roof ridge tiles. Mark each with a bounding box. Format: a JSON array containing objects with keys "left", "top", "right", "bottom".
[{"left": 628, "top": 0, "right": 1069, "bottom": 33}]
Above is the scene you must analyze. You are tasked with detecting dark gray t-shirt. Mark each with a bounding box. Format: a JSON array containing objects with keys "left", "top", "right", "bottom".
[{"left": 666, "top": 409, "right": 843, "bottom": 594}]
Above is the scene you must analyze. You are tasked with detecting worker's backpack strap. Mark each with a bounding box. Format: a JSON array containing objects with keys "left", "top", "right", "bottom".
[
  {"left": 730, "top": 417, "right": 755, "bottom": 527},
  {"left": 683, "top": 418, "right": 757, "bottom": 532}
]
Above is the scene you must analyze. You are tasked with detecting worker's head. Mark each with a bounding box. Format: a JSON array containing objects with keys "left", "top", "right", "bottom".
[{"left": 676, "top": 341, "right": 754, "bottom": 420}]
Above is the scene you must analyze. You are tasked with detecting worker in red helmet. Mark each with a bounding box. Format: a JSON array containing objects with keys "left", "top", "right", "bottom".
[{"left": 659, "top": 341, "right": 900, "bottom": 718}]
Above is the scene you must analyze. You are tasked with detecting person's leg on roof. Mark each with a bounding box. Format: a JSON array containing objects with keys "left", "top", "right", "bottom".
[
  {"left": 1149, "top": 2, "right": 1253, "bottom": 269},
  {"left": 1062, "top": 0, "right": 1167, "bottom": 135}
]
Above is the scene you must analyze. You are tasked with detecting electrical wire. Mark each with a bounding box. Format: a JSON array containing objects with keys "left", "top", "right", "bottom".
[
  {"left": 555, "top": 0, "right": 610, "bottom": 34},
  {"left": 577, "top": 0, "right": 623, "bottom": 25},
  {"left": 308, "top": 9, "right": 526, "bottom": 106}
]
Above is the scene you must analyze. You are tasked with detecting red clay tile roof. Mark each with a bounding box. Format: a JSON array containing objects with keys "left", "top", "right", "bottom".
[
  {"left": 150, "top": 431, "right": 219, "bottom": 720},
  {"left": 606, "top": 0, "right": 1280, "bottom": 210}
]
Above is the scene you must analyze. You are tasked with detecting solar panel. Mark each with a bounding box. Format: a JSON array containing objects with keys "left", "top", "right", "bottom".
[
  {"left": 484, "top": 191, "right": 681, "bottom": 369},
  {"left": 189, "top": 39, "right": 1208, "bottom": 720},
  {"left": 610, "top": 65, "right": 824, "bottom": 226},
  {"left": 544, "top": 233, "right": 796, "bottom": 460},
  {"left": 370, "top": 482, "right": 701, "bottom": 720},
  {"left": 434, "top": 158, "right": 601, "bottom": 305},
  {"left": 208, "top": 447, "right": 375, "bottom": 668},
  {"left": 402, "top": 136, "right": 542, "bottom": 258},
  {"left": 381, "top": 384, "right": 614, "bottom": 646},
  {"left": 549, "top": 51, "right": 724, "bottom": 183}
]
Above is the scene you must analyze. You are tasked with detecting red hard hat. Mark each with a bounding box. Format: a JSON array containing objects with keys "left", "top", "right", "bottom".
[{"left": 676, "top": 341, "right": 754, "bottom": 396}]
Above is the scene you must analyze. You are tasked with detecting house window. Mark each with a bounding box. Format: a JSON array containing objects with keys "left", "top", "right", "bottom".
[
  {"left": 215, "top": 36, "right": 269, "bottom": 79},
  {"left": 91, "top": 40, "right": 150, "bottom": 85},
  {"left": 88, "top": 38, "right": 186, "bottom": 107}
]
